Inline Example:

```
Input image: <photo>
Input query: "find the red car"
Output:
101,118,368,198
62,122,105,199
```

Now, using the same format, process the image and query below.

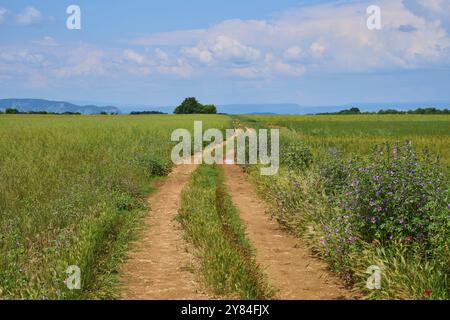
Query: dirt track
120,137,352,299
223,164,351,300
119,163,208,299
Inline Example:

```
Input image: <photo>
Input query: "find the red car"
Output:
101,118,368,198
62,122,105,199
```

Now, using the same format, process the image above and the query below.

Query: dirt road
120,131,351,299
119,163,208,299
223,164,351,300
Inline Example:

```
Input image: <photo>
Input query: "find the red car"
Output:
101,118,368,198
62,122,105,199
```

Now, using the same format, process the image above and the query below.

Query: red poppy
424,288,432,298
405,236,412,242
371,240,377,247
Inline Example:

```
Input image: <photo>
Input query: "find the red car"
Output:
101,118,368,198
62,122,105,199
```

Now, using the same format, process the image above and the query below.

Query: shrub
115,193,135,211
136,154,172,176
319,148,351,196
281,140,313,171
339,142,449,249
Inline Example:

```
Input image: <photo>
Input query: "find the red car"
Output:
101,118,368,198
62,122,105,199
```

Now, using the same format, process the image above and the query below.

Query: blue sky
1,0,450,108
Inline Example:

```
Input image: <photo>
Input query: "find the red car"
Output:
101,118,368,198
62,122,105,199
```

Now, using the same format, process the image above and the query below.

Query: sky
0,0,450,108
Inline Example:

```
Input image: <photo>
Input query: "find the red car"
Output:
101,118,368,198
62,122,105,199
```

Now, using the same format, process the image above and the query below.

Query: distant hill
2,99,449,115
0,99,121,114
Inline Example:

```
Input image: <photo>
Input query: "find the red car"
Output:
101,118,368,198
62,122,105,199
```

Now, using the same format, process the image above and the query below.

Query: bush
281,140,313,171
319,148,351,196
339,142,449,248
115,193,143,211
136,154,172,176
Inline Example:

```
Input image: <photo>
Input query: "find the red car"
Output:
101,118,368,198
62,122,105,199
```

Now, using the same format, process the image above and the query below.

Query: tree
174,97,200,114
198,104,217,114
5,108,19,114
173,97,217,114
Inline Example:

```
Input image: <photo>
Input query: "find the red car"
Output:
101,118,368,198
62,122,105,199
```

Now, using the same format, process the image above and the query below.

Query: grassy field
0,114,230,299
1,113,449,300
239,114,450,167
237,114,450,299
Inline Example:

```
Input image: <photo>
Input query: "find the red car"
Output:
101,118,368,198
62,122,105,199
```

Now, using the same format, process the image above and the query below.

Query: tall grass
0,114,230,299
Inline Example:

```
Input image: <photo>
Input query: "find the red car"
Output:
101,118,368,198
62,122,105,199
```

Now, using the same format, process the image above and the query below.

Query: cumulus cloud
284,46,304,61
0,50,47,65
2,0,450,83
183,36,260,65
54,47,105,77
123,49,146,65
14,6,43,26
129,0,450,78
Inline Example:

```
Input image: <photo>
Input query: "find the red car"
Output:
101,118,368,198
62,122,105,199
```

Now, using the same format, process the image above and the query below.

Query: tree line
318,107,450,115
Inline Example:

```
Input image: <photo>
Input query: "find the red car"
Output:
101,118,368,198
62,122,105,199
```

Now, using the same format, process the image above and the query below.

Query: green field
239,114,450,167
0,114,230,299
1,113,449,299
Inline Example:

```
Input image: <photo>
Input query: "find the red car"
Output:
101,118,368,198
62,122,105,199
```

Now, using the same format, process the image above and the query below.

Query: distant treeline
318,107,450,115
0,108,118,115
130,111,166,115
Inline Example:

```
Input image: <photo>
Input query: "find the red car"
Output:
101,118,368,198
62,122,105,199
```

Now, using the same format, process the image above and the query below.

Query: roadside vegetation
0,114,230,299
237,114,450,299
178,164,273,299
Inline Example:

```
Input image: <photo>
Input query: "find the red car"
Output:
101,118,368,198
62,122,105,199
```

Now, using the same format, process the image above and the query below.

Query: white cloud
309,42,325,58
0,50,47,65
183,44,213,64
183,36,260,65
123,49,146,65
14,6,43,26
284,46,304,61
54,48,105,77
210,36,260,62
155,48,170,63
157,58,193,77
2,0,450,83
129,0,450,77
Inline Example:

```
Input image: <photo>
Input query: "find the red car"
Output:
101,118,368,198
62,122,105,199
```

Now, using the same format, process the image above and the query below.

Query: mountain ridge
0,99,120,114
